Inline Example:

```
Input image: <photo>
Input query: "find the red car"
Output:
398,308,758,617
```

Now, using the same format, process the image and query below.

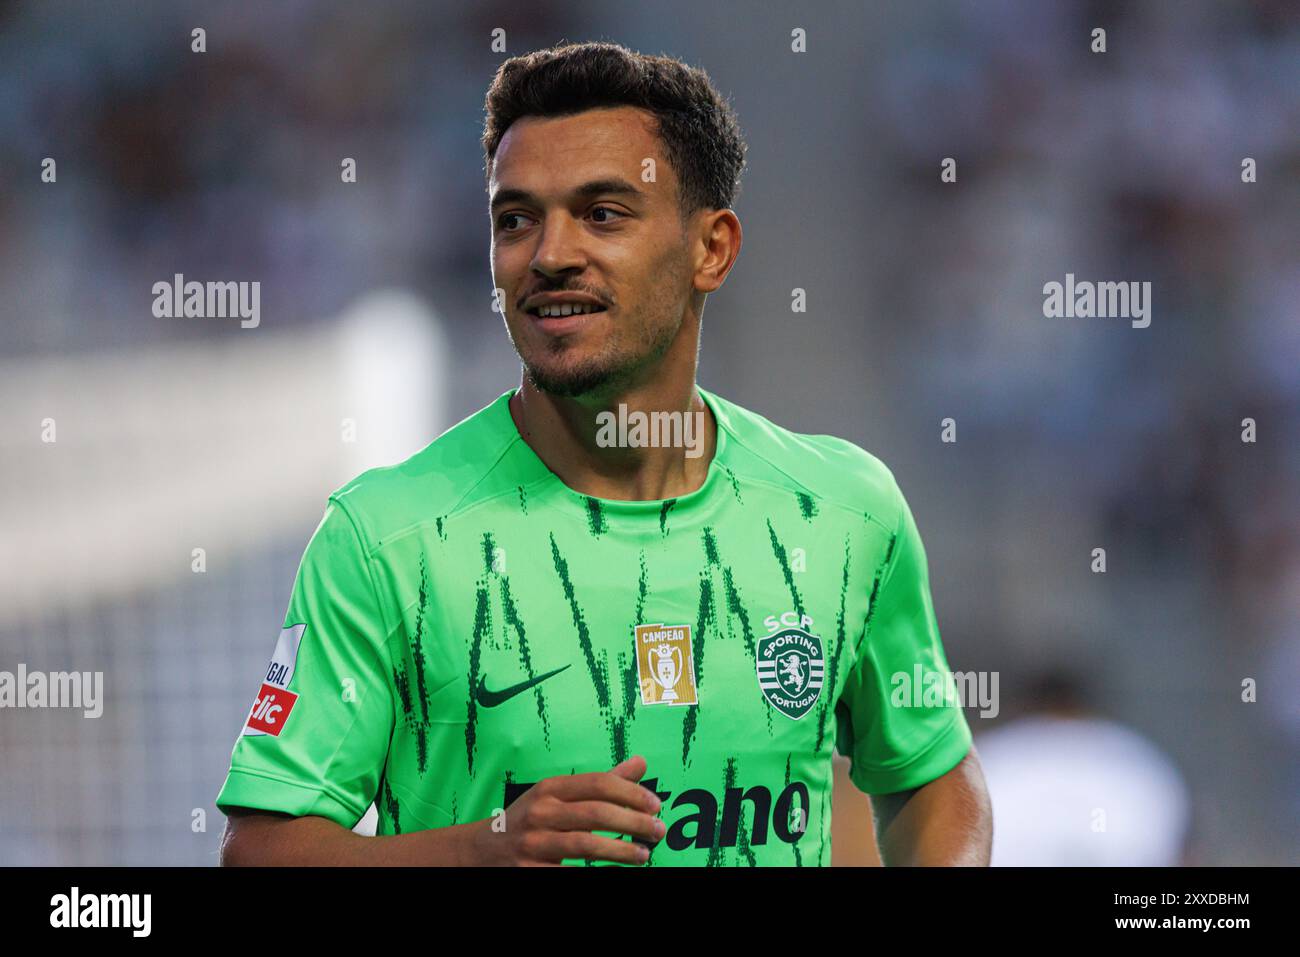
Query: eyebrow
489,177,645,213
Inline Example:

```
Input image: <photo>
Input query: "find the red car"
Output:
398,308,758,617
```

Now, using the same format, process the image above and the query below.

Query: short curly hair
482,41,748,219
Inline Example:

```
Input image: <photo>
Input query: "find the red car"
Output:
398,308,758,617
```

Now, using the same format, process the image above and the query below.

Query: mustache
516,286,611,309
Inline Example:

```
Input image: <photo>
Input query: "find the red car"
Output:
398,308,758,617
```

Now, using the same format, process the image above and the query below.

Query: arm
219,807,484,866
219,755,664,866
870,746,992,866
837,482,985,863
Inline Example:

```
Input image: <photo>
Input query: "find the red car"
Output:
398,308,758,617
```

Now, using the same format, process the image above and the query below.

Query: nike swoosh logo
475,664,571,708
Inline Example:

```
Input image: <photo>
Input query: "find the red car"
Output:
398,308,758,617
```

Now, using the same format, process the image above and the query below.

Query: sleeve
215,498,397,828
835,483,972,794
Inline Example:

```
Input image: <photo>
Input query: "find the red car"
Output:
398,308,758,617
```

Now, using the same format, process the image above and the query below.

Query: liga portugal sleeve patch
246,683,299,735
243,623,307,736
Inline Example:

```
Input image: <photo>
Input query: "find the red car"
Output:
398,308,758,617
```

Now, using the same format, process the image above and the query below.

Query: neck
509,371,717,501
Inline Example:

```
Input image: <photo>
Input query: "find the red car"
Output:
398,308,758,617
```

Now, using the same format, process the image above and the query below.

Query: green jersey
217,387,971,866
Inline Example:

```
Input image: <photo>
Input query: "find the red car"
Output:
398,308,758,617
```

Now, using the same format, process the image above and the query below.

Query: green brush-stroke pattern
550,533,608,709
681,570,714,768
785,753,803,867
854,528,898,658
658,499,676,536
796,491,818,520
383,777,401,834
584,496,606,537
767,518,805,618
815,534,853,753
500,574,552,747
465,582,489,775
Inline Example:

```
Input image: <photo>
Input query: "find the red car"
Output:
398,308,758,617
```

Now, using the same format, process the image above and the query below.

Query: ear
691,209,743,294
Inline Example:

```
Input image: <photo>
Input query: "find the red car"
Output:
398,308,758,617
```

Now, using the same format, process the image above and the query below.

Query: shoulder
704,387,904,529
326,391,521,549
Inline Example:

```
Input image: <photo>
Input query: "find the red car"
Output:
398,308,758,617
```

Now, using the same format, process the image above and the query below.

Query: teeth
536,303,602,317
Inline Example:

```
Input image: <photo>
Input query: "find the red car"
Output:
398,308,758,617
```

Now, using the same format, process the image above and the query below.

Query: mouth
525,302,608,319
525,301,609,334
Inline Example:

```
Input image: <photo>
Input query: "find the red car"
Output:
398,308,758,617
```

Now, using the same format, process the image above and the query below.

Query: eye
589,206,626,224
497,212,532,232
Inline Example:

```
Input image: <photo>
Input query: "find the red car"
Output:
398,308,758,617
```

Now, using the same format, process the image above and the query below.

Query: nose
530,214,587,279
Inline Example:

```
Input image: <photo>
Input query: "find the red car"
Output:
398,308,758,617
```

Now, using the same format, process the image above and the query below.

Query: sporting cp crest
756,626,825,719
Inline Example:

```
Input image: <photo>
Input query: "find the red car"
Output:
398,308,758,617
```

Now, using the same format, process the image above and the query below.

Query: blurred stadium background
0,0,1296,865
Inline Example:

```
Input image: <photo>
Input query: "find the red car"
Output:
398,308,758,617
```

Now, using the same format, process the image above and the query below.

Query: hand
466,755,665,866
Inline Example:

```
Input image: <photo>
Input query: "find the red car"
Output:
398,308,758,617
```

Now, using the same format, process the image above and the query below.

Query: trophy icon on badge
650,643,681,702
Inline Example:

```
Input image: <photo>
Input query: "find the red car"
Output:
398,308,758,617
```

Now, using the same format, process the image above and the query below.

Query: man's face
489,106,696,399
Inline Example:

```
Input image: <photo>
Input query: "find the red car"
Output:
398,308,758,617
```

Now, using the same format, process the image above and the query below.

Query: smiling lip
528,306,609,335
523,292,607,313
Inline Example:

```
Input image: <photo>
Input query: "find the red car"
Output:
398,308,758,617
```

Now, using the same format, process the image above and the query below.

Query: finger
548,771,661,813
609,754,647,781
544,800,664,844
537,831,648,866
